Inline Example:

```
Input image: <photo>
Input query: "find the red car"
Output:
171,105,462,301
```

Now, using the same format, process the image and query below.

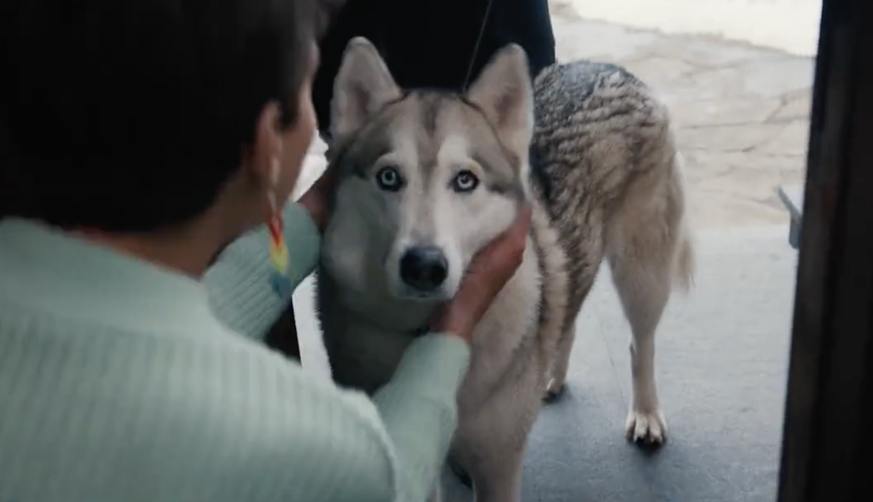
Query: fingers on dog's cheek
515,206,532,235
519,203,532,220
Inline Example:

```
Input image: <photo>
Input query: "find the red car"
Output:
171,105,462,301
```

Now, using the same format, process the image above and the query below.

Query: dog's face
321,38,534,303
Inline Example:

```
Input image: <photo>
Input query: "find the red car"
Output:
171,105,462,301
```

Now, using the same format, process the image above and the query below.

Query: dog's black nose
399,246,448,291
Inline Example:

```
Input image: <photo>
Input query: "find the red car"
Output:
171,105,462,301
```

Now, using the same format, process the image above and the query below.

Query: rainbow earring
267,156,292,298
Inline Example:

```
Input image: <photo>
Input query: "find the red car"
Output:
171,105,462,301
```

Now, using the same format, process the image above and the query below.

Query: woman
0,1,528,501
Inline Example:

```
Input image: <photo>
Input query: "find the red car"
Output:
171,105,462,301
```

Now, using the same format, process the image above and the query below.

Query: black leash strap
462,0,495,91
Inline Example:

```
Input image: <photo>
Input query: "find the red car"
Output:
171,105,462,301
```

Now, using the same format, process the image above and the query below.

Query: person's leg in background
312,0,557,143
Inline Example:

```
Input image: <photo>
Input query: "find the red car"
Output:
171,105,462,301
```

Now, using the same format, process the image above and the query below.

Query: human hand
432,204,533,343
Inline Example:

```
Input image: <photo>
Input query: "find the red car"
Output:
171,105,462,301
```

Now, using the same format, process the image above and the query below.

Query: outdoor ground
293,4,814,501
562,0,821,57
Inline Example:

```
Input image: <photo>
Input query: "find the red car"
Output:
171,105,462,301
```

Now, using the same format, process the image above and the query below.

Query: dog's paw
542,378,566,403
624,409,667,447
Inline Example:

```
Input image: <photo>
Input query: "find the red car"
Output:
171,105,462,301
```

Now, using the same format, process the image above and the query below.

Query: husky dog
317,37,694,501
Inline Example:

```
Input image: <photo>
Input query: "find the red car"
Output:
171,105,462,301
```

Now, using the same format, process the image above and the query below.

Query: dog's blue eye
375,166,403,192
451,170,479,193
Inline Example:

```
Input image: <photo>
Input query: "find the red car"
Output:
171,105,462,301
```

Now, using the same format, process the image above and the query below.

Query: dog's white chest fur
318,243,544,399
317,274,439,391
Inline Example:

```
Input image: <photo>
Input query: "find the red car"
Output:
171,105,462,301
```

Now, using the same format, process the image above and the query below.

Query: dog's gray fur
317,37,695,502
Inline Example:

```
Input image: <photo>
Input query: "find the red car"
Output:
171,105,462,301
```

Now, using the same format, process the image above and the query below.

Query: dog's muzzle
399,245,448,292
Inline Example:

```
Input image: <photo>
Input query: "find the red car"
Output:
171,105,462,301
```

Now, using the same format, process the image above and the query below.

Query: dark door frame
777,0,873,500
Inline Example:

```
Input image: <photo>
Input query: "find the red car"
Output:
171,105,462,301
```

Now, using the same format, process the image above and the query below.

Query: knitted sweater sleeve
205,202,472,502
204,201,320,340
369,335,470,502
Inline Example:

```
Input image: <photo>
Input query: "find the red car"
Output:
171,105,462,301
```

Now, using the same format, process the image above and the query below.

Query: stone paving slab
561,0,821,57
550,4,814,229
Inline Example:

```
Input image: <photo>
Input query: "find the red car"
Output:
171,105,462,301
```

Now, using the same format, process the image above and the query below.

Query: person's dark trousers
313,0,557,143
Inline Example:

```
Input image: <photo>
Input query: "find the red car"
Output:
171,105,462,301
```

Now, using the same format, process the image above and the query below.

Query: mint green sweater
0,204,470,502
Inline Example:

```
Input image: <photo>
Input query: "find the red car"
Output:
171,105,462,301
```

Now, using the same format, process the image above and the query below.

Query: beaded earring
267,156,292,298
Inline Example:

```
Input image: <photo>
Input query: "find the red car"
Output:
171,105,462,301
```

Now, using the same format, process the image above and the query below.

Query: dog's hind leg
605,155,694,447
544,279,595,402
544,327,576,401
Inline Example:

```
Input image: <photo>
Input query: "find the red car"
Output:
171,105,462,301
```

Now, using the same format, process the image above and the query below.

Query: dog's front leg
452,405,532,502
467,447,525,502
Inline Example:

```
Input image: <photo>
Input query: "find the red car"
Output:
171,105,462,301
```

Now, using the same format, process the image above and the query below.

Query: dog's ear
331,37,401,140
465,44,534,162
